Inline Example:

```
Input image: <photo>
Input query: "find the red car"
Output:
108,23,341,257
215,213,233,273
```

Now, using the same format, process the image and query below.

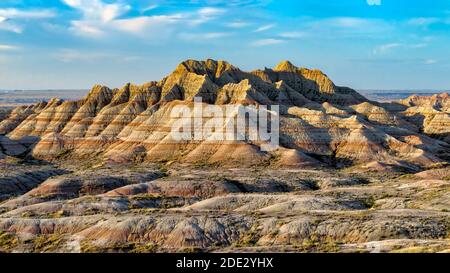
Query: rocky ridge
0,60,448,170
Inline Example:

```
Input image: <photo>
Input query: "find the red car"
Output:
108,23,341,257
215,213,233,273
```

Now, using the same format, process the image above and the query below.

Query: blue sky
0,0,449,90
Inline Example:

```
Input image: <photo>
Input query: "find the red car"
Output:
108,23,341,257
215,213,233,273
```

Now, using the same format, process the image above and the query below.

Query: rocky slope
0,108,12,122
395,93,450,143
0,164,449,253
0,60,448,170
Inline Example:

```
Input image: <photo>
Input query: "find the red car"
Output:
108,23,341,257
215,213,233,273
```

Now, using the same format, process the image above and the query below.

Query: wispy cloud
278,31,305,39
373,42,428,54
304,17,393,38
226,21,251,28
0,8,56,33
250,38,285,47
424,59,438,65
141,4,159,13
197,7,226,17
179,32,233,41
409,43,428,49
254,23,275,32
319,17,388,31
407,17,440,26
53,48,113,62
0,20,22,33
64,0,171,38
189,0,271,8
0,8,56,19
407,16,450,28
63,0,130,22
53,48,143,64
189,7,226,26
63,1,226,39
70,20,105,36
373,43,402,54
113,14,184,35
351,58,440,66
0,44,20,51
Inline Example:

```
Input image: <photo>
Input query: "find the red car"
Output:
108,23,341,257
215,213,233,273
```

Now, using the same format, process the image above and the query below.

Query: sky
0,0,450,90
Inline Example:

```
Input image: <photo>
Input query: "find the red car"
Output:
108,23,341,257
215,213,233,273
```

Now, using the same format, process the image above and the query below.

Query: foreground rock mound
0,166,449,253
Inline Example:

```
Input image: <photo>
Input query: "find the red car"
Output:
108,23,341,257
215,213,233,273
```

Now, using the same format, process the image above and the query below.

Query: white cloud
112,14,183,35
254,24,275,32
407,17,450,27
301,17,393,39
373,42,429,54
226,21,251,28
71,20,105,36
198,7,225,17
142,4,159,13
324,17,375,28
409,43,427,49
407,17,440,26
250,38,285,47
0,21,22,33
69,12,187,39
63,0,130,22
0,8,56,19
179,32,233,41
0,8,55,33
53,48,112,62
203,0,270,7
102,4,128,22
323,17,389,32
0,44,20,51
373,43,402,54
63,1,226,39
53,48,143,63
189,7,226,26
278,31,305,39
123,56,141,62
424,59,437,65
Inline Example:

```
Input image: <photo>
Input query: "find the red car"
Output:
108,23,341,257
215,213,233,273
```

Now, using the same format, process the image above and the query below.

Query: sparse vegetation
362,197,376,209
0,231,19,252
32,234,65,253
397,174,418,180
131,193,163,201
81,241,158,253
303,179,320,191
426,162,450,170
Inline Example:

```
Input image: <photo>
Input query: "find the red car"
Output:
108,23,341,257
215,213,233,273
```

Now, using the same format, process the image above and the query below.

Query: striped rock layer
0,59,449,168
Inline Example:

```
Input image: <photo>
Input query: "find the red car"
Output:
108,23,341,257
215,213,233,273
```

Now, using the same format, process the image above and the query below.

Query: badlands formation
0,60,449,253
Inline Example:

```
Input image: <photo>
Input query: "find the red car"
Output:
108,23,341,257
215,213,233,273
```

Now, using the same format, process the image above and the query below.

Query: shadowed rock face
0,108,12,122
0,164,68,202
0,59,448,170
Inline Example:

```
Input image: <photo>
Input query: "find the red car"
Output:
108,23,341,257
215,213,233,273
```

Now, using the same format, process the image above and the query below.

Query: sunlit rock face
1,59,448,169
396,93,450,142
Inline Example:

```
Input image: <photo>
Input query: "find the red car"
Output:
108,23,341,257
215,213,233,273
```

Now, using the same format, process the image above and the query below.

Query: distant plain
1,89,448,107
